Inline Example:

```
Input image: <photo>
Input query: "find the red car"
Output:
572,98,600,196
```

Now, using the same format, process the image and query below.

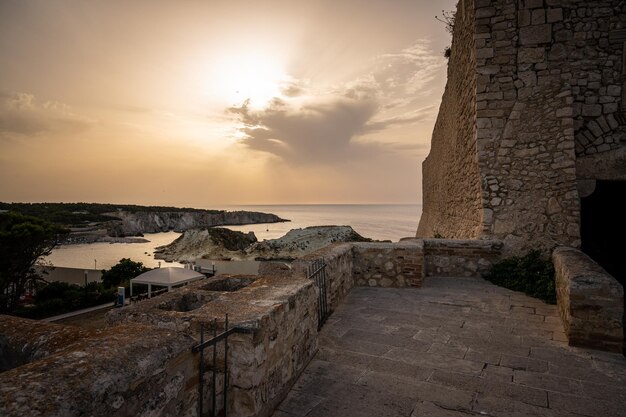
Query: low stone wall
352,241,423,287
552,247,624,353
0,315,89,372
292,243,354,312
227,279,318,417
1,274,319,417
422,239,503,278
0,318,197,417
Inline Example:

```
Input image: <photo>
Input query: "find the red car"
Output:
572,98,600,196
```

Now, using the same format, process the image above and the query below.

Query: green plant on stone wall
483,250,556,304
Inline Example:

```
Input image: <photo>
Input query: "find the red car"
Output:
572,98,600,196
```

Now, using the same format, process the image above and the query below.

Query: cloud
0,92,94,139
229,86,380,163
279,79,309,97
227,39,444,165
363,105,437,133
374,42,444,96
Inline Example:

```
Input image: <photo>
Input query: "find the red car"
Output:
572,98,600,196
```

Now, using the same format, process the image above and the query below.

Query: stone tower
418,0,626,259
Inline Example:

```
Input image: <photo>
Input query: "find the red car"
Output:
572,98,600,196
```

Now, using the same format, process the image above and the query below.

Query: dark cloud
0,92,94,139
229,87,380,163
227,40,442,166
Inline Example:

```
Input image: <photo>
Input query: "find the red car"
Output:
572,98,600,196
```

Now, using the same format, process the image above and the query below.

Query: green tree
0,212,67,312
101,258,149,289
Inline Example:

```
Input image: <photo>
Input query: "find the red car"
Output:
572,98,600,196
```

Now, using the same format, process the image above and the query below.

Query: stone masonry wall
417,0,485,239
0,319,198,417
552,246,623,352
473,0,625,253
228,281,318,417
293,243,355,312
423,238,503,277
418,0,625,254
352,241,424,287
1,275,319,417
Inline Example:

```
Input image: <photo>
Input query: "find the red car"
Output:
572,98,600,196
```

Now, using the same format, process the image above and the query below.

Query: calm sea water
45,204,422,269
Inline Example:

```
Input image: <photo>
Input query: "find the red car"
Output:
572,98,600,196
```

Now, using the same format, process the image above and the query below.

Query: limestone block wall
1,275,319,417
293,243,355,312
0,315,89,372
552,246,624,352
0,319,198,417
473,0,581,253
418,0,626,254
228,282,318,417
352,241,424,287
479,84,581,252
417,0,485,240
423,239,503,278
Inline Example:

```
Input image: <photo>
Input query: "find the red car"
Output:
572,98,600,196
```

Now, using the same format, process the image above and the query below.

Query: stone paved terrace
272,277,626,417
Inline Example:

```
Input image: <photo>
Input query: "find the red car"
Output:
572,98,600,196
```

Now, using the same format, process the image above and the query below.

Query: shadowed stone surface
273,277,626,417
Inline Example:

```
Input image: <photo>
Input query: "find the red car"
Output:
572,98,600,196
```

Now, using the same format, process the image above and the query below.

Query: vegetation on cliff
483,250,556,304
0,202,222,227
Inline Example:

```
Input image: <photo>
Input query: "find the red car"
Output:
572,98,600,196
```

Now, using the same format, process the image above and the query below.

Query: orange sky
0,0,455,205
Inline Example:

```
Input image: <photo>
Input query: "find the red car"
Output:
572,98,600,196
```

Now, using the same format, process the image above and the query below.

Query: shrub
483,250,556,304
13,281,116,319
101,258,149,289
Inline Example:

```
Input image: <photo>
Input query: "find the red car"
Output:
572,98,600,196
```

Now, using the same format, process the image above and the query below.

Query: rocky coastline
58,210,288,245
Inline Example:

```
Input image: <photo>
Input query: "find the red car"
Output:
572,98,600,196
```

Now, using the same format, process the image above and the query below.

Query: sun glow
209,51,287,108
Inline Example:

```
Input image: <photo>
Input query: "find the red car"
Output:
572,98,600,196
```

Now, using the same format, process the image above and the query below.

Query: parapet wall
423,239,503,278
1,275,319,417
552,246,624,352
293,243,355,311
0,318,197,417
0,239,508,417
352,241,424,287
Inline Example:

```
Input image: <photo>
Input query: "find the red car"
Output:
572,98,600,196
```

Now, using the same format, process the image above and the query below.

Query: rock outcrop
155,225,372,262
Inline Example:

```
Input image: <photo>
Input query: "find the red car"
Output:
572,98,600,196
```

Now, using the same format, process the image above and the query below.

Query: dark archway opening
581,180,626,353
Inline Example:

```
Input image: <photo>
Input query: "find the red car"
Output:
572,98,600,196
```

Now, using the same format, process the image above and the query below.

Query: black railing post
224,314,229,417
308,259,329,330
199,323,204,417
192,318,252,417
212,318,217,417
321,260,328,326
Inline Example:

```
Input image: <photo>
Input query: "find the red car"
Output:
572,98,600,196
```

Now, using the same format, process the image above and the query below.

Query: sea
45,204,422,270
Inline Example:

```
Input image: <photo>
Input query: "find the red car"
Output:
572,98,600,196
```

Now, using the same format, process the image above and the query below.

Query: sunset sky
0,0,455,206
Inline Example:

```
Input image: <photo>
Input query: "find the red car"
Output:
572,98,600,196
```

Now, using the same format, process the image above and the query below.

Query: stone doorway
580,180,626,352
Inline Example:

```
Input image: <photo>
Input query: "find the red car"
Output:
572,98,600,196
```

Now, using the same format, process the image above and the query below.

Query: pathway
273,277,626,417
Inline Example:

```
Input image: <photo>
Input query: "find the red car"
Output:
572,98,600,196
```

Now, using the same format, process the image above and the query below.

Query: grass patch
483,250,556,304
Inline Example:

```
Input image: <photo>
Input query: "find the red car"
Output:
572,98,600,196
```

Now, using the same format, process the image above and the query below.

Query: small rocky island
155,225,373,262
0,202,287,244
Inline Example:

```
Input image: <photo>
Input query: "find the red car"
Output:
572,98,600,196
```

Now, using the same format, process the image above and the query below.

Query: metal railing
192,315,252,417
307,259,329,330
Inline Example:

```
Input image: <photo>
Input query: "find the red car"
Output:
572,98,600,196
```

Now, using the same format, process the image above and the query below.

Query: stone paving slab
272,277,626,417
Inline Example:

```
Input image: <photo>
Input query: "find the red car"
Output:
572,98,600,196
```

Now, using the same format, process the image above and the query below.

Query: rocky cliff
105,210,287,236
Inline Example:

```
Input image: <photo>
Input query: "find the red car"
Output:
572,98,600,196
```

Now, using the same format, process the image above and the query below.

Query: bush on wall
483,250,556,304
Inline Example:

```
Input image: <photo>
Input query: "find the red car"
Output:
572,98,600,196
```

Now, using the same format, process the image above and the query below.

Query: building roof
131,267,205,287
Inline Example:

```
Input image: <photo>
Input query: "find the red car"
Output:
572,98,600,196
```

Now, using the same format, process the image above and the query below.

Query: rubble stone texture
553,246,624,352
417,0,626,254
